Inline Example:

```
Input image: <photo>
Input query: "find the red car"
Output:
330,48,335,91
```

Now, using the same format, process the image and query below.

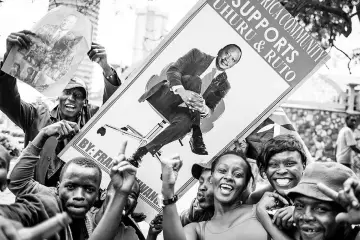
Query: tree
281,0,360,49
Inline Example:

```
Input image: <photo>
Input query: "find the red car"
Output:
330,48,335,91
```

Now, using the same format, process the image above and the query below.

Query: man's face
346,117,357,129
293,196,341,240
197,169,214,209
124,181,140,216
266,151,304,195
60,15,77,30
58,163,100,219
0,156,9,192
59,87,86,120
217,46,241,70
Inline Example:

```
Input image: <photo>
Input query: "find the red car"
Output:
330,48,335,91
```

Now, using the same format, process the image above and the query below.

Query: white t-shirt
336,126,357,164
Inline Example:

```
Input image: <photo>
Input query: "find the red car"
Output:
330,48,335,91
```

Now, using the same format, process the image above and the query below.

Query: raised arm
256,192,294,240
0,30,38,131
90,141,140,240
9,120,79,196
87,42,122,104
160,155,198,240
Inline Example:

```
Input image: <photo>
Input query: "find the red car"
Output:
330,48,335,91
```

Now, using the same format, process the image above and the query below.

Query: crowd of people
2,27,360,240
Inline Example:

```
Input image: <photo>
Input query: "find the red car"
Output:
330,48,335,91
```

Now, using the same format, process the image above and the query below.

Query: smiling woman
258,134,307,196
160,151,284,240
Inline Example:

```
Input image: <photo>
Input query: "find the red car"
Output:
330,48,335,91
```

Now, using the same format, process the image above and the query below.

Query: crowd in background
1,26,360,240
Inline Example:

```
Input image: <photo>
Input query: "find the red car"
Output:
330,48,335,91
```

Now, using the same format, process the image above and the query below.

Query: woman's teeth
275,179,291,186
220,184,233,194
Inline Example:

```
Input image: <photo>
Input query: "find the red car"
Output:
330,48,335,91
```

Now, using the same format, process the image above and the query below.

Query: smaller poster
1,6,92,97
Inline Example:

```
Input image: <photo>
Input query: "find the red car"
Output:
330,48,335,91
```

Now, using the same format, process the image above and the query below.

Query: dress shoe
128,146,148,168
189,136,208,155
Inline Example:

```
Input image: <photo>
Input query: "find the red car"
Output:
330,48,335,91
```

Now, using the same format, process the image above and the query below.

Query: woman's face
211,154,248,205
265,151,304,196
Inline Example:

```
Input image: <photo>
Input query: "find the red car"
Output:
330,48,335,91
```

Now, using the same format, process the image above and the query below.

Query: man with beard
0,31,122,186
131,44,242,167
180,161,214,226
5,121,138,240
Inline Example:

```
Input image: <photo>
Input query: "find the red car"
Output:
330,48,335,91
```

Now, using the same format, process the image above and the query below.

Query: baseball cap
285,161,356,202
65,77,88,99
191,161,212,180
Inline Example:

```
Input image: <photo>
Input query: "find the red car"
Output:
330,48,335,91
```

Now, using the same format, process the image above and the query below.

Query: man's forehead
295,195,332,206
200,169,211,178
62,164,100,184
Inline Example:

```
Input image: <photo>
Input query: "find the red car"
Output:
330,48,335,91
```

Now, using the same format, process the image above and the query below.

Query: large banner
59,0,329,222
1,6,92,97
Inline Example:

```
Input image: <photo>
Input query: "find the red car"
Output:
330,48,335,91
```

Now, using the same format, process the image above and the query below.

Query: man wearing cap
0,30,122,186
287,162,360,240
258,162,360,240
179,161,214,226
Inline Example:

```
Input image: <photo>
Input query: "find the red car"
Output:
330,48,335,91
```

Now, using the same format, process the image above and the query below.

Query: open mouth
65,104,76,112
274,178,292,187
300,226,321,238
219,183,234,195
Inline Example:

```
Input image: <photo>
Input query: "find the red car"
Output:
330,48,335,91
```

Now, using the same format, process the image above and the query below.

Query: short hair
59,157,102,182
345,114,355,123
211,151,254,186
218,44,242,59
257,134,307,177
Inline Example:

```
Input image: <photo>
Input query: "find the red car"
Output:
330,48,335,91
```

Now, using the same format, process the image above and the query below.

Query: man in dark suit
130,44,242,167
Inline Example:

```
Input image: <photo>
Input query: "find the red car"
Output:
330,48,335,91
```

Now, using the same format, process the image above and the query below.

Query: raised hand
148,214,163,237
272,206,295,230
160,154,183,187
318,179,360,224
41,120,80,140
87,43,111,72
110,141,137,194
5,30,35,60
256,191,290,225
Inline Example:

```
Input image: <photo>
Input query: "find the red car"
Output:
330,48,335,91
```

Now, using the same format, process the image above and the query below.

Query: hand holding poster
60,0,329,222
1,6,92,97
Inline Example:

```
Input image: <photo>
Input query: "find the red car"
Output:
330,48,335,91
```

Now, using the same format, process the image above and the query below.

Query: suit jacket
139,48,231,112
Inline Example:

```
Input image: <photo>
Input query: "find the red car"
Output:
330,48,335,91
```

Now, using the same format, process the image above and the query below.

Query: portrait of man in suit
130,44,242,167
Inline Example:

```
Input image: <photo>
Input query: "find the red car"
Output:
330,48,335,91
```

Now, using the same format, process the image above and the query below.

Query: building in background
132,1,168,65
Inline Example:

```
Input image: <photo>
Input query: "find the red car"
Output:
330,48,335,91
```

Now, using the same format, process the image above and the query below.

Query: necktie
201,67,217,95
